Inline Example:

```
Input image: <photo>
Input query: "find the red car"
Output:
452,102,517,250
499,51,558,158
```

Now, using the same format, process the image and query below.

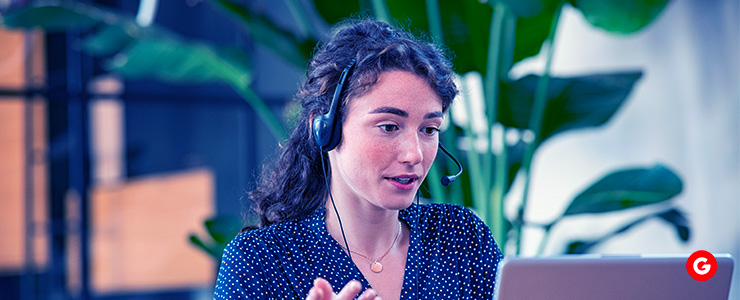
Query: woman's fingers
335,280,362,299
313,278,333,292
306,287,317,300
306,286,327,300
357,288,381,300
306,278,378,300
306,278,332,300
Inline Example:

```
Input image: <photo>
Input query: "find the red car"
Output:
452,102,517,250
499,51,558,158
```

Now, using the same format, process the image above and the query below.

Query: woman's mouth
385,176,418,190
392,178,413,184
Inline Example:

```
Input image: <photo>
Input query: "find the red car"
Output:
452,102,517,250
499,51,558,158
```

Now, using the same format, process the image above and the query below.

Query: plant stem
371,0,392,23
515,1,564,255
494,6,517,254
425,0,448,205
460,78,487,218
491,129,507,251
498,5,517,81
425,0,443,43
536,219,558,255
485,1,506,251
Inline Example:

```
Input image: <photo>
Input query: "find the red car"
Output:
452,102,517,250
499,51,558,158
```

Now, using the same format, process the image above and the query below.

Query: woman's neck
324,196,403,257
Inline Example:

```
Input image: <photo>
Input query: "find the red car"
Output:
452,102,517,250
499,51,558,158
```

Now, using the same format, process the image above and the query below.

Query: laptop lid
493,254,734,300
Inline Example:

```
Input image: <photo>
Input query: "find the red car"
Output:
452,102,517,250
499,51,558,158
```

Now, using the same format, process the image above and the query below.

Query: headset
311,59,464,184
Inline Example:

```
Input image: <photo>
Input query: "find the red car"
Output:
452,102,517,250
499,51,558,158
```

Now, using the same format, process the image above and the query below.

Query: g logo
687,250,717,281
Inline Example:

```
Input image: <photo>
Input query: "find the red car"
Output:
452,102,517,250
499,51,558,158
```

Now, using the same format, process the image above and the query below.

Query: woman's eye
379,124,399,132
423,127,440,135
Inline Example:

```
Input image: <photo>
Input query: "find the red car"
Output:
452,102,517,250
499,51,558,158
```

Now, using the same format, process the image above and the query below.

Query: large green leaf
312,0,363,25
81,23,136,56
205,216,244,245
564,215,648,253
313,0,494,75
565,240,597,254
657,208,690,242
2,3,103,30
498,71,642,145
564,206,688,254
384,0,429,34
440,0,495,74
209,0,315,68
190,215,244,261
563,164,683,216
498,0,547,18
482,0,561,64
189,235,222,260
3,2,254,86
2,2,288,139
107,34,253,87
384,0,495,75
511,0,560,64
569,0,670,34
311,0,557,73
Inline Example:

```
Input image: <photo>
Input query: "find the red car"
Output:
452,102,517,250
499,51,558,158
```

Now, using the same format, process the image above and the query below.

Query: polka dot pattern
214,203,503,299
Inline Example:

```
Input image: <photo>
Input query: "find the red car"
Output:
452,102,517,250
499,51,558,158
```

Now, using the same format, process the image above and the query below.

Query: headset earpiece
312,113,337,150
312,59,356,151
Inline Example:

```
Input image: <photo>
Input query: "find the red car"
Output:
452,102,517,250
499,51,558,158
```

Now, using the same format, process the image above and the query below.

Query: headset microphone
438,143,463,186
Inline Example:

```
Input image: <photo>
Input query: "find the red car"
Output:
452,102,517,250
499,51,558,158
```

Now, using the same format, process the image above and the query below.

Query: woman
214,19,503,300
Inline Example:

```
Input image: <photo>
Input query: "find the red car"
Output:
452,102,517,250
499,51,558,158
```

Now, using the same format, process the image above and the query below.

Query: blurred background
0,0,737,299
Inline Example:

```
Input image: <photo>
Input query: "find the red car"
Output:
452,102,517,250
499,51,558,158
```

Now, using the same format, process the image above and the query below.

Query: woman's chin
379,195,417,211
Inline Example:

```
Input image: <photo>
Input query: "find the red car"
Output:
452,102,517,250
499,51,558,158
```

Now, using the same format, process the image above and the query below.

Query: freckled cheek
353,139,392,170
421,144,438,173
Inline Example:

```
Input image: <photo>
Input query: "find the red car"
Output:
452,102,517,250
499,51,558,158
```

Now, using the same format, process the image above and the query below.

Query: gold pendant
370,261,383,273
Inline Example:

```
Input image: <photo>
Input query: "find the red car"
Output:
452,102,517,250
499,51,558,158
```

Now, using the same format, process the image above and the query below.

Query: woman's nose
399,133,423,165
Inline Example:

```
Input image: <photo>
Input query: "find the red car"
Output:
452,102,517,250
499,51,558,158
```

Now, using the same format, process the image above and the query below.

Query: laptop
493,254,734,300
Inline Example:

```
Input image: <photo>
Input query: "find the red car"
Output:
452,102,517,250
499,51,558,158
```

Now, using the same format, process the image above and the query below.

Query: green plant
189,216,244,261
2,1,288,140
309,0,686,255
2,0,688,258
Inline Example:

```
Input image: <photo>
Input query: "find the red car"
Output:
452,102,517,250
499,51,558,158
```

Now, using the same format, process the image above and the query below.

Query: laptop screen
493,254,734,300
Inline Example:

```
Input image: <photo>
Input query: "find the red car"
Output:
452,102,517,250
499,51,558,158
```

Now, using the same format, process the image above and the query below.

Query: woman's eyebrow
370,106,443,119
370,106,408,117
425,111,443,119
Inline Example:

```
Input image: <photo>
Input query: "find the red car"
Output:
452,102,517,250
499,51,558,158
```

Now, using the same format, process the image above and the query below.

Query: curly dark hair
249,19,459,227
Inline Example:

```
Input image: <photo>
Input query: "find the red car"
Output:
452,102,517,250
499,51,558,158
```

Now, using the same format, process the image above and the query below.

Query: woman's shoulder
403,203,491,236
224,214,314,254
227,225,272,247
414,202,484,224
216,217,318,299
222,225,273,258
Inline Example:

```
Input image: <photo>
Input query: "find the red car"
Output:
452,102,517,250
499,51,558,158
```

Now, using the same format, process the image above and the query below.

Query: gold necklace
340,221,402,273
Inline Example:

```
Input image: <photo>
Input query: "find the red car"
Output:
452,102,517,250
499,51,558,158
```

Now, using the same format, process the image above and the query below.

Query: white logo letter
693,257,710,275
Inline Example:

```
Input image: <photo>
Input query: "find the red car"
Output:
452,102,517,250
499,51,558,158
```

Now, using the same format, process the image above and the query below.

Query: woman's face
328,70,443,211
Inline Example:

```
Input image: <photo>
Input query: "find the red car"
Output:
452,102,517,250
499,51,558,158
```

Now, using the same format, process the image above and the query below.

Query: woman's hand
306,278,381,300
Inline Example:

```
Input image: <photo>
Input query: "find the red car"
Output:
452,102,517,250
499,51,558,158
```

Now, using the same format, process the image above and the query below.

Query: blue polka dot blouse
214,203,503,299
